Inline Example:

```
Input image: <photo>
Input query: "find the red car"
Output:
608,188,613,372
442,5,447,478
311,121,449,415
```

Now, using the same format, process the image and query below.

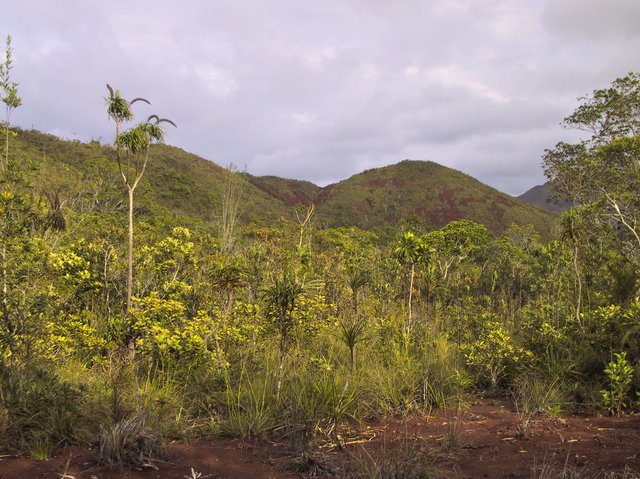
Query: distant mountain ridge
14,129,557,239
518,183,572,212
248,160,556,238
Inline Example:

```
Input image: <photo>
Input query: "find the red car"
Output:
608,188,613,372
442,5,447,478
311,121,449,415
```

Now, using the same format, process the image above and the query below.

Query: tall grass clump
98,410,162,469
0,363,86,456
280,360,360,452
220,353,280,439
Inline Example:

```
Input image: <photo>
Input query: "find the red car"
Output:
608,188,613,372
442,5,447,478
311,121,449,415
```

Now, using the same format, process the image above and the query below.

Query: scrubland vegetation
1,36,640,476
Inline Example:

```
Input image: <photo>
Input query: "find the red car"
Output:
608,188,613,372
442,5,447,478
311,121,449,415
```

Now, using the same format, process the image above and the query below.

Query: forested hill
316,161,555,236
15,128,556,238
248,161,556,237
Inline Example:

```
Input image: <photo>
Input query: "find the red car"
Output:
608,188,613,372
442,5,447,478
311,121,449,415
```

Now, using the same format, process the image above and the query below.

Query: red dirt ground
1,400,639,478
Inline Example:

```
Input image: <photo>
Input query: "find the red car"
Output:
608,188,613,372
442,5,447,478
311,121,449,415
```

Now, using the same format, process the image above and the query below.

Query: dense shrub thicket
1,41,640,463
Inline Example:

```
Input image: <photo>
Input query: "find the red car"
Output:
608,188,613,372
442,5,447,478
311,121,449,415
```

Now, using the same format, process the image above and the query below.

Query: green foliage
564,72,640,142
0,36,21,112
131,294,212,363
0,365,85,452
1,34,22,170
3,58,640,466
463,319,531,389
544,73,640,269
220,357,279,438
394,231,430,266
600,352,635,415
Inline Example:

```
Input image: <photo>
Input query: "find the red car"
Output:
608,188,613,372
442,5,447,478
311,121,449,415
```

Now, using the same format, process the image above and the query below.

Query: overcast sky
5,0,640,195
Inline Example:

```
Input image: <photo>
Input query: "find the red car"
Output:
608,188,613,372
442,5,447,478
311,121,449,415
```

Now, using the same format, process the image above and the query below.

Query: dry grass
98,412,162,469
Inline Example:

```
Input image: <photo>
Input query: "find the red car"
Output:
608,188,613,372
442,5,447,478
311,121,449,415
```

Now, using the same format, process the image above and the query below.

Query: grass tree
338,266,370,371
338,317,367,372
394,231,430,345
0,34,21,171
263,271,306,397
346,266,369,317
206,258,246,367
106,85,176,318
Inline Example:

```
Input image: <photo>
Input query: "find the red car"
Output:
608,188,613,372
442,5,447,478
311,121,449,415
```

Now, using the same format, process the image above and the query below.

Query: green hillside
12,129,556,239
245,174,322,206
13,128,296,229
313,160,556,237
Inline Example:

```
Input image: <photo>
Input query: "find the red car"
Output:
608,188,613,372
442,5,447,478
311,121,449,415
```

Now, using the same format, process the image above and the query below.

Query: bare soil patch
1,400,638,478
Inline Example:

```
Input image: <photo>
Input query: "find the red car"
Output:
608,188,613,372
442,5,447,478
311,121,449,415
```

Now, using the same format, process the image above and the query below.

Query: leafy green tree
423,220,490,283
0,190,38,361
544,73,640,265
563,72,640,143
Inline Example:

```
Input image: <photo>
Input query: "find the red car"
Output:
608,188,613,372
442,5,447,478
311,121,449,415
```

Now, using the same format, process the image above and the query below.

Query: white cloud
194,64,238,97
411,65,510,104
291,113,315,125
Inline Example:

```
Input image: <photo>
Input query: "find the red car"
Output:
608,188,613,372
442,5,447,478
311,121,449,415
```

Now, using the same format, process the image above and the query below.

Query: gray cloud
543,0,640,40
5,0,640,196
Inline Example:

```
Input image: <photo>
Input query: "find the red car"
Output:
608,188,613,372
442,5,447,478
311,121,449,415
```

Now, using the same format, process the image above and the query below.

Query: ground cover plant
0,39,639,477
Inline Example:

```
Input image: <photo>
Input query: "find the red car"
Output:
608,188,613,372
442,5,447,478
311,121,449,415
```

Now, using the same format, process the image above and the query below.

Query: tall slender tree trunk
126,187,134,315
103,246,112,316
1,242,15,361
1,242,7,324
407,263,415,338
3,113,8,170
573,243,583,331
277,334,286,400
213,289,234,369
350,345,355,372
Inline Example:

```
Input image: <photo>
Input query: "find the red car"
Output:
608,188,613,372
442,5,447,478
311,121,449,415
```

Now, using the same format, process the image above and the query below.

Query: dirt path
1,401,638,478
